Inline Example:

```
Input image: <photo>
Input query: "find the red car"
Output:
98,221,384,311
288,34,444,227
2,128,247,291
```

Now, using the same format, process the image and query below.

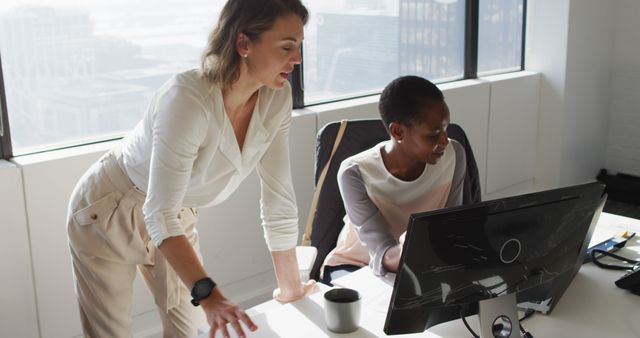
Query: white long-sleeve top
121,69,298,250
323,140,465,276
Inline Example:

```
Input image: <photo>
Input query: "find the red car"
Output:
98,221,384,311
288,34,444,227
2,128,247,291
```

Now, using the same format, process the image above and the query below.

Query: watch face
194,283,209,297
193,278,215,300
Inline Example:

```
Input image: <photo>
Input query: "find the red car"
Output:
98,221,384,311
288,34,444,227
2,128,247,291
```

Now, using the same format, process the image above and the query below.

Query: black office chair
305,118,481,282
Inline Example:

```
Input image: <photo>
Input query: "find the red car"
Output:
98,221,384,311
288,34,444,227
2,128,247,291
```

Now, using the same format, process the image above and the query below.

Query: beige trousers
67,147,207,338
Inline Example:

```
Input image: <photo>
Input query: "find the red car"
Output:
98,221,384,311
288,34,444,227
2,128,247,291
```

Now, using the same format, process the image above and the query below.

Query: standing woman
66,0,314,337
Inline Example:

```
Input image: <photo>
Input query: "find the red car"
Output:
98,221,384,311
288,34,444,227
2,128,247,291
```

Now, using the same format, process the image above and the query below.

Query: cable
461,315,479,338
519,309,535,337
593,249,639,265
519,308,535,322
459,305,479,338
519,320,527,334
591,249,639,271
457,304,537,338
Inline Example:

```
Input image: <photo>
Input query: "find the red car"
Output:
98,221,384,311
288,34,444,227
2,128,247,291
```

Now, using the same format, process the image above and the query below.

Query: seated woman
321,75,466,285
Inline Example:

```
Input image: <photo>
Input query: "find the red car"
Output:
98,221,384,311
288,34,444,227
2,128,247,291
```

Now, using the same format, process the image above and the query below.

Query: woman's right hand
382,243,402,272
382,232,407,273
201,287,257,338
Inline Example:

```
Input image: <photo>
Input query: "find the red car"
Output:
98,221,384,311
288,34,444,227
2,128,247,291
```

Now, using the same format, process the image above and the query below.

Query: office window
302,0,465,105
0,0,528,157
0,1,223,155
477,0,524,75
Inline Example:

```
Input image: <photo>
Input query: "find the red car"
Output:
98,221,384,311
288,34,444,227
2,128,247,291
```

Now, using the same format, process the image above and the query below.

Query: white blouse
121,69,298,250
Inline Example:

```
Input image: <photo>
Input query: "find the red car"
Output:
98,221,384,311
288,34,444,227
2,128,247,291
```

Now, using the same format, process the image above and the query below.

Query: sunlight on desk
210,285,443,338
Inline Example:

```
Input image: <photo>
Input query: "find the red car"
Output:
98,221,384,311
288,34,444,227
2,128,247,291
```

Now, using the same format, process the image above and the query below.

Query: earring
397,140,403,144
242,54,248,58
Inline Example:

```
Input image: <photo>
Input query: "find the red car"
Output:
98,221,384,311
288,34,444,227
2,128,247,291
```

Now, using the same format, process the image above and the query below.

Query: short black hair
378,75,444,131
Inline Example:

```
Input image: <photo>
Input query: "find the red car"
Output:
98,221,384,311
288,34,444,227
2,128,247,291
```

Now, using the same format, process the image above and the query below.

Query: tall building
0,6,96,83
477,0,524,73
313,12,398,98
0,6,157,150
398,0,465,80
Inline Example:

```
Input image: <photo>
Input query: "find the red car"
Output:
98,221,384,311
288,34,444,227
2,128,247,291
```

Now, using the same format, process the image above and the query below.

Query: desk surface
204,212,640,337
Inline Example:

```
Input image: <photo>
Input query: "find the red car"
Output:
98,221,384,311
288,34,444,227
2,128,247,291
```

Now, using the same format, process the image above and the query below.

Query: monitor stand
478,293,520,338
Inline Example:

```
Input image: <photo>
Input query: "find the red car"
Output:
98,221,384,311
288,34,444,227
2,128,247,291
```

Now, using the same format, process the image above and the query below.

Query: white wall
562,0,616,185
525,0,570,190
483,72,540,199
606,0,640,176
0,160,38,338
527,0,617,190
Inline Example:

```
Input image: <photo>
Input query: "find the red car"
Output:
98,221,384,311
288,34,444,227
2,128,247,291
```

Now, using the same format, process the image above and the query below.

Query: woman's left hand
273,279,317,303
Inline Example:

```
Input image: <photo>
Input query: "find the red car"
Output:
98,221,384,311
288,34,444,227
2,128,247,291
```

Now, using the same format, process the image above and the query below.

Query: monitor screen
383,182,606,335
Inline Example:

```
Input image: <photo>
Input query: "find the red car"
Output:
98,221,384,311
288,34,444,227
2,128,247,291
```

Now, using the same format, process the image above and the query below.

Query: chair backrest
446,123,482,204
307,118,481,281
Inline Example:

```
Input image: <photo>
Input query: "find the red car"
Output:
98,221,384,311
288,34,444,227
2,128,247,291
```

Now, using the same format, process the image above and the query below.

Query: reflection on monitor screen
384,182,606,336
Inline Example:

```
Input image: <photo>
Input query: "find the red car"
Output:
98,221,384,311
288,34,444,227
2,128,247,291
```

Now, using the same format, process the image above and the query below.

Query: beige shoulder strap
301,119,348,246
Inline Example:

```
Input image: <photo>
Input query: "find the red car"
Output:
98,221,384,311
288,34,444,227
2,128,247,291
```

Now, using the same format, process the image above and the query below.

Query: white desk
203,212,640,337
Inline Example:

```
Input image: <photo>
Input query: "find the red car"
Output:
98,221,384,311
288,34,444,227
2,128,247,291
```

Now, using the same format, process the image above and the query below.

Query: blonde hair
199,0,308,89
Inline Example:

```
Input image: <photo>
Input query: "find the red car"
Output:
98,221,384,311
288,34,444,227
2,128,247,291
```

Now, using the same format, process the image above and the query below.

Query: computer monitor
383,182,606,336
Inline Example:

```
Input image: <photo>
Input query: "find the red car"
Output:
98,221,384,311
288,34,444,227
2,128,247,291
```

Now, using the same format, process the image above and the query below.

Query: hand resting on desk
274,280,318,303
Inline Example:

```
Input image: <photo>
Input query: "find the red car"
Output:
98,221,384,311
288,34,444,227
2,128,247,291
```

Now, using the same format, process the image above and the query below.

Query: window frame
0,52,12,160
521,0,528,71
464,0,480,79
0,0,527,158
291,48,305,109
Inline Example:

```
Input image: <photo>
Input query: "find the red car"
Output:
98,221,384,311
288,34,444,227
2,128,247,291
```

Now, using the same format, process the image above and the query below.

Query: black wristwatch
190,277,216,307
